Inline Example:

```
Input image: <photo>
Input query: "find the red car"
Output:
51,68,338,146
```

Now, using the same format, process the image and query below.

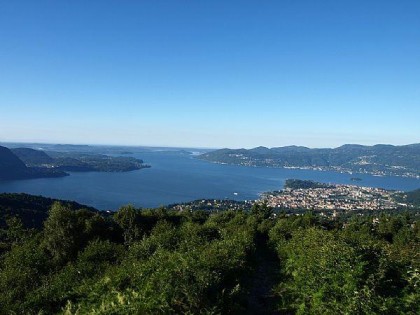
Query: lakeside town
261,181,407,211
169,180,418,213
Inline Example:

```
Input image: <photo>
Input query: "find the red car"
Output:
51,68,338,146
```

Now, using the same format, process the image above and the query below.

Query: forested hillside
0,146,67,180
0,193,98,229
11,147,150,172
199,143,420,178
0,146,150,180
11,148,54,166
0,146,28,179
0,197,418,314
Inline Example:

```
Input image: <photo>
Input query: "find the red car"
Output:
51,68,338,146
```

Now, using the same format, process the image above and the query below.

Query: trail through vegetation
0,198,418,314
246,236,281,314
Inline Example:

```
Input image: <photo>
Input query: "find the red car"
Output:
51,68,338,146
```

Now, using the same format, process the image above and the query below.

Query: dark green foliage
0,196,418,314
405,189,420,206
284,179,332,189
251,202,273,220
114,205,142,245
269,213,420,314
0,235,51,314
395,189,420,207
4,216,27,243
0,193,99,229
43,203,113,264
47,151,150,172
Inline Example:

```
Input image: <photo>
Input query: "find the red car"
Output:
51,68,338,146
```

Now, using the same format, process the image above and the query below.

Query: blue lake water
0,149,419,210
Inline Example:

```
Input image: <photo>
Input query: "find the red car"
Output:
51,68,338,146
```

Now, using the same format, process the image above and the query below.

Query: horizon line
1,139,419,151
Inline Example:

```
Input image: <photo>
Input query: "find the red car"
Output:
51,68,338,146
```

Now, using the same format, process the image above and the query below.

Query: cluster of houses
263,185,404,211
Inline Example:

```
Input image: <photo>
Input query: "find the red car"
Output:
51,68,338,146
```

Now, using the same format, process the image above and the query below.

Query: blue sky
0,0,419,148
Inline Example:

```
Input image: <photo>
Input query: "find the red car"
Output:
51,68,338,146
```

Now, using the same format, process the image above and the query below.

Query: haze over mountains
199,143,420,178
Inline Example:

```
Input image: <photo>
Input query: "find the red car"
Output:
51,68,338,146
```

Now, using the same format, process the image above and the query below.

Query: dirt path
245,239,281,314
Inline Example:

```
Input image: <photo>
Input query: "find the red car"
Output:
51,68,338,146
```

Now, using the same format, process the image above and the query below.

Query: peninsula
0,146,150,180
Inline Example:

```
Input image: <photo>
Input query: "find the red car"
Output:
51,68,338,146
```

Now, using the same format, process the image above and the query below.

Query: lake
0,149,419,210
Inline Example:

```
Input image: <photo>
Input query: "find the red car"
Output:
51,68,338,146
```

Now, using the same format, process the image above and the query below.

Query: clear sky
0,0,419,148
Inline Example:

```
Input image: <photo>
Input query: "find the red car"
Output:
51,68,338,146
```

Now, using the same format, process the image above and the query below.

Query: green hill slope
0,146,67,180
0,193,99,229
0,146,31,179
12,148,54,166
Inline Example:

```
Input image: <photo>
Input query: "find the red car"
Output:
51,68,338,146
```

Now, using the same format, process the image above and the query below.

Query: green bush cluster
0,201,418,314
269,213,420,314
0,204,257,314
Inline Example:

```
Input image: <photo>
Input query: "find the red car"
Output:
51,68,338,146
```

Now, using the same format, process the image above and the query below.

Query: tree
114,205,141,245
251,202,273,220
5,216,28,244
43,202,83,263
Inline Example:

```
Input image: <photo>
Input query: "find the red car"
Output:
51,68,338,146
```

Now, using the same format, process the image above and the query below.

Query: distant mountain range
0,146,150,180
199,143,420,178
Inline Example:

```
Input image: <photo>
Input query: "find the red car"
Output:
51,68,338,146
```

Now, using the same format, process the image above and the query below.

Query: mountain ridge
2,145,150,179
199,143,420,178
0,146,67,180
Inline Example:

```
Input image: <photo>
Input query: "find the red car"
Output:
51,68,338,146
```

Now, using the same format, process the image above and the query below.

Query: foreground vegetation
0,198,419,314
